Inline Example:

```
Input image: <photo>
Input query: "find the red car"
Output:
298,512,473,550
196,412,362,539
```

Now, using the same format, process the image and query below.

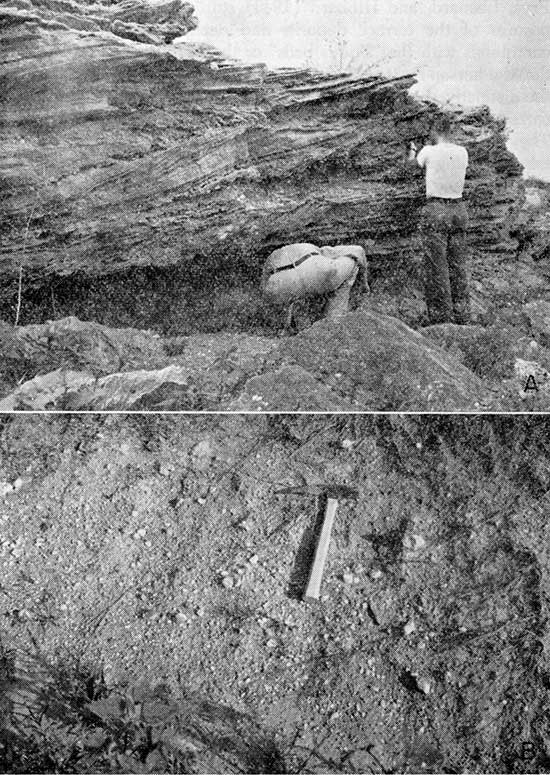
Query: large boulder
0,316,168,375
239,309,496,411
0,368,95,411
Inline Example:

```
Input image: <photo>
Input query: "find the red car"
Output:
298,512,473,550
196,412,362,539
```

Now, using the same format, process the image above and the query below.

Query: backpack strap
269,251,320,275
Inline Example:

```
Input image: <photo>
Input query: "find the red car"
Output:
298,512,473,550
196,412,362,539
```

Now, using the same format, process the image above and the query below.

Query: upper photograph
1,0,549,411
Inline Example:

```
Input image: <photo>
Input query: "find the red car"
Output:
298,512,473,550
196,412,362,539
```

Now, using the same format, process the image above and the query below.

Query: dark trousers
420,199,470,324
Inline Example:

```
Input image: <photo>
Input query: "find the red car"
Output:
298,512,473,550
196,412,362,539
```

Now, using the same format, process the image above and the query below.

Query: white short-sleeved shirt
417,142,468,199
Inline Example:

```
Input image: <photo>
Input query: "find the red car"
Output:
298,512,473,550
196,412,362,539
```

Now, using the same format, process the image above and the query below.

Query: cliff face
1,0,524,300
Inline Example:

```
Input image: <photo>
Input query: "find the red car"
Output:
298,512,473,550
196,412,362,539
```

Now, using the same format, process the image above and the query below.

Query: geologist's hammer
296,484,358,603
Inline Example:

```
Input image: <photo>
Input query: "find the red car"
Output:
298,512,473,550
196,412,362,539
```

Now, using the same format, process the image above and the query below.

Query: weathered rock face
1,0,524,307
1,315,167,373
251,310,495,412
0,310,501,410
1,0,198,44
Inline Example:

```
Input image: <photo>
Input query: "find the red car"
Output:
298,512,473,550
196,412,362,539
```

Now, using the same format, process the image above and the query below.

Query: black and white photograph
2,0,550,410
0,414,549,773
2,2,550,774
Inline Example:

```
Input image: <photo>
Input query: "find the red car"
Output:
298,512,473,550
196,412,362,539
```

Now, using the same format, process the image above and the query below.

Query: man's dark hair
432,114,454,137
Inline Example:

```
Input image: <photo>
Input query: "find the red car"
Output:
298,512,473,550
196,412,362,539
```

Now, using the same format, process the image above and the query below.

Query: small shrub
0,652,284,774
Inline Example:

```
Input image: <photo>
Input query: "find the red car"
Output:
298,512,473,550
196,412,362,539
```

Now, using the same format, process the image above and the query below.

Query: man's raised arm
406,140,420,166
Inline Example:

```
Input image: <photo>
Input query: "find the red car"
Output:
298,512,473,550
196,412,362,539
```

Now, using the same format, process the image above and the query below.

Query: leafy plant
0,652,284,774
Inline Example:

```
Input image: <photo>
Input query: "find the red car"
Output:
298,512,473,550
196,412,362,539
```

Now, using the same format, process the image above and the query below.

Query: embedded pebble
417,677,432,695
404,534,426,552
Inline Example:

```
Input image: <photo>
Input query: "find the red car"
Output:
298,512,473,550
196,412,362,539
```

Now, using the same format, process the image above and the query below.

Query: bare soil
1,415,549,772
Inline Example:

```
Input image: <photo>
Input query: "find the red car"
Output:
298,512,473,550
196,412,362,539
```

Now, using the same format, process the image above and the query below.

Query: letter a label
524,375,539,393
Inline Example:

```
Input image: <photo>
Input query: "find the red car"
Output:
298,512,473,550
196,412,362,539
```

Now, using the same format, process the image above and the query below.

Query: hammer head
323,484,359,500
275,483,359,500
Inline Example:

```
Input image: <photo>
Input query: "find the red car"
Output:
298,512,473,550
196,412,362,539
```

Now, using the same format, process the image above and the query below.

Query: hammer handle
304,497,338,602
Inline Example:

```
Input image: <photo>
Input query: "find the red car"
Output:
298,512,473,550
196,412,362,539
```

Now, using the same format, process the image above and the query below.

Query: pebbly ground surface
0,415,549,773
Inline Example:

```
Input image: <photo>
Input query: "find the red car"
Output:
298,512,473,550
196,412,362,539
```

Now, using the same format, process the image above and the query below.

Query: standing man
408,114,471,324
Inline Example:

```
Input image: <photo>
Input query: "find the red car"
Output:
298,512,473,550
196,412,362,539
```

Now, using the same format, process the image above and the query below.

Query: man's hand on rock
406,141,419,164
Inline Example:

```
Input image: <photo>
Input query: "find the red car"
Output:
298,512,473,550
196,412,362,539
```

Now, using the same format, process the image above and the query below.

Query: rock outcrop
1,0,198,44
1,315,167,373
1,0,524,307
0,311,501,410
246,310,495,412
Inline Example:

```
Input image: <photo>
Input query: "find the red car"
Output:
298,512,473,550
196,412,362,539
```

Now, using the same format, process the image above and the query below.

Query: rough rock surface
522,300,550,347
0,364,196,411
1,315,167,373
228,365,356,412
0,367,96,411
263,310,494,411
421,323,543,379
0,310,499,410
1,0,524,304
1,0,198,44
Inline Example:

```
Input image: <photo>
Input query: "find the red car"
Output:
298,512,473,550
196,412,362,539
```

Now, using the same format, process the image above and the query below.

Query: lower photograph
0,414,549,774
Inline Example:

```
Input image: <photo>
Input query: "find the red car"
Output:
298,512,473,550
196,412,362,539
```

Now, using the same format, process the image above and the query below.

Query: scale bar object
303,497,338,602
